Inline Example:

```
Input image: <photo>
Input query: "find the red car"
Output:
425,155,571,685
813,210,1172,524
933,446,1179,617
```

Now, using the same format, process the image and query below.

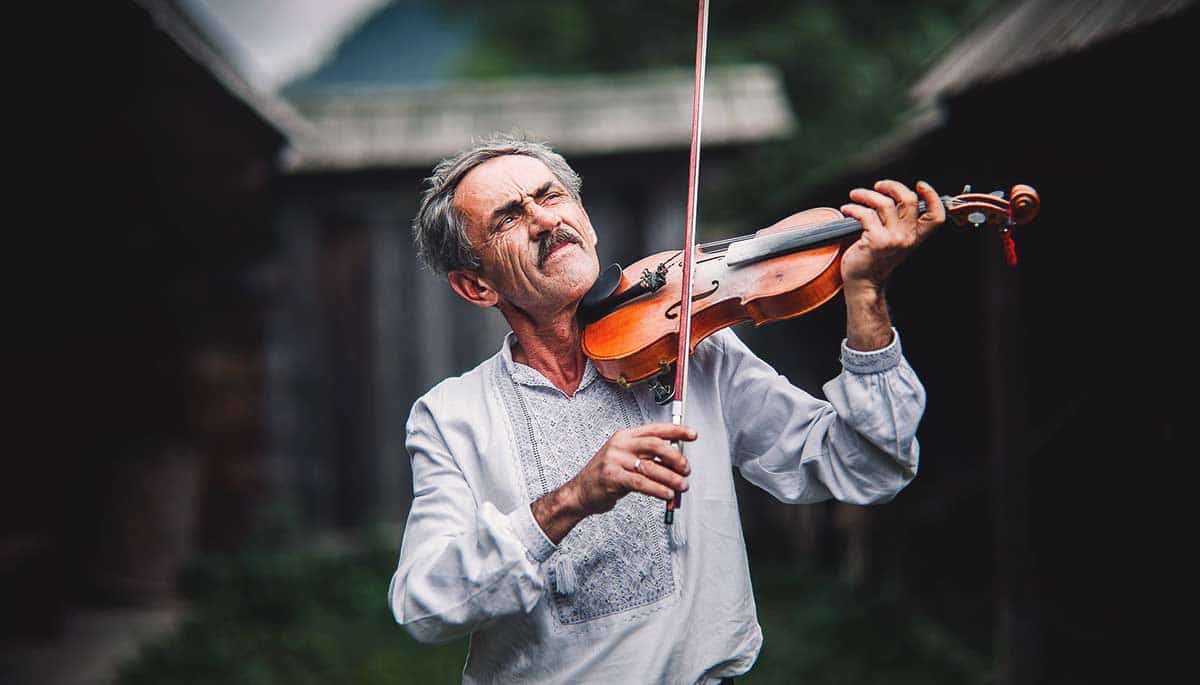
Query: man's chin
541,245,596,277
542,260,599,304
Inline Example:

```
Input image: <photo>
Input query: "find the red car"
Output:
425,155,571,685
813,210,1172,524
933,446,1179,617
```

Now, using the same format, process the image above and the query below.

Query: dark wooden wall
745,7,1199,683
4,1,284,640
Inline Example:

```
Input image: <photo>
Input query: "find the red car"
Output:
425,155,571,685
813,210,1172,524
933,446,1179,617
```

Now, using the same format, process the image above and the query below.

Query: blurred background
4,0,1197,683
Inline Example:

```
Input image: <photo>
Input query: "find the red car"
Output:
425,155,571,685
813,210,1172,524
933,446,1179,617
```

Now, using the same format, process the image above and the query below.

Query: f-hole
665,280,720,320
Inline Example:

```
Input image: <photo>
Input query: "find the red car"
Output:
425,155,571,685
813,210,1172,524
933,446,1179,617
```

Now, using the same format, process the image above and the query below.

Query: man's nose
527,201,561,236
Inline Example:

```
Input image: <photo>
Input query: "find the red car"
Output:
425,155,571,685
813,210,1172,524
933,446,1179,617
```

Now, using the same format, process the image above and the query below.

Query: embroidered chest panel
494,363,675,625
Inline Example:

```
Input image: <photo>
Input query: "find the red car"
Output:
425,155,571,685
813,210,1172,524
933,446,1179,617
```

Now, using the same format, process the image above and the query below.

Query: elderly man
388,133,943,683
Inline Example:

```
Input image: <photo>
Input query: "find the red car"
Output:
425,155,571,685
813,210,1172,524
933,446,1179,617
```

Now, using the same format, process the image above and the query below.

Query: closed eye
487,182,568,233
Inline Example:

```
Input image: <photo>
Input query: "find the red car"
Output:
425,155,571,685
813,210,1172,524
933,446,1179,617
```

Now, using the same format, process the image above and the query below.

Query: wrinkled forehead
454,155,561,219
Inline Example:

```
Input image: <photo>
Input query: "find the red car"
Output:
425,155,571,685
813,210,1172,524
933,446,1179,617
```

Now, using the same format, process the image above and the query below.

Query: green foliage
744,563,991,684
116,540,467,685
442,0,992,221
116,540,987,684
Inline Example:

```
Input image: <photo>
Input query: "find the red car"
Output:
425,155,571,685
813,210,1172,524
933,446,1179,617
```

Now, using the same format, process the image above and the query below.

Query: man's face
452,155,600,316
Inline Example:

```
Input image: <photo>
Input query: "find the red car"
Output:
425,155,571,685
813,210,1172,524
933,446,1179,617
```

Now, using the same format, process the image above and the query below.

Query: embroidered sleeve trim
507,503,558,563
840,327,903,374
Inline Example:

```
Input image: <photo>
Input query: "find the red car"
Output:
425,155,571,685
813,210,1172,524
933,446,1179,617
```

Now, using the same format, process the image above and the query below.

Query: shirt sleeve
714,327,926,505
387,395,554,645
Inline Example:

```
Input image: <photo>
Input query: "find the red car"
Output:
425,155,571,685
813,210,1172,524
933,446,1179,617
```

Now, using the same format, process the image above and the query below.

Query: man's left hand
839,179,945,290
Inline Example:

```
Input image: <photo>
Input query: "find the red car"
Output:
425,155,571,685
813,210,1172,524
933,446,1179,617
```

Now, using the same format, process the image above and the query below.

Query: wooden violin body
580,185,1039,388
582,208,850,385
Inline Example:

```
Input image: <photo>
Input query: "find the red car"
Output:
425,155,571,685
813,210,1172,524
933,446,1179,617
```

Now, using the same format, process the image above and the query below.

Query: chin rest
577,263,624,324
577,262,670,326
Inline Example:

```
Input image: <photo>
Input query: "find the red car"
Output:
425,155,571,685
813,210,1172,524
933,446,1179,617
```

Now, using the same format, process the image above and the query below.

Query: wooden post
264,201,332,532
368,196,410,524
981,231,1041,684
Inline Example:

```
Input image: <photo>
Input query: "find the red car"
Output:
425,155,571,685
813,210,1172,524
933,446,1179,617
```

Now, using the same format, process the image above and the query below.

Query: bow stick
666,0,710,526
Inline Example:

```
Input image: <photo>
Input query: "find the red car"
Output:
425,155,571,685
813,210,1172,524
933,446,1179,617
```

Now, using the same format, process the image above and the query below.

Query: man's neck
504,306,587,396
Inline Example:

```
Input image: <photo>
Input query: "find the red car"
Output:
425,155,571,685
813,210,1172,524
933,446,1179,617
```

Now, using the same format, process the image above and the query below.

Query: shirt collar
499,331,601,394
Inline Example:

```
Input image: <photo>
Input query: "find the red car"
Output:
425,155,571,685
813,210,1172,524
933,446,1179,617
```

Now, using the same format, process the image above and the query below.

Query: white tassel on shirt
668,518,687,549
554,557,577,595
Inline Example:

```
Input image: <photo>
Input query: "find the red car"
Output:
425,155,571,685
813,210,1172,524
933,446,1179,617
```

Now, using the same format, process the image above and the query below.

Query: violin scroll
941,184,1040,229
1009,184,1039,225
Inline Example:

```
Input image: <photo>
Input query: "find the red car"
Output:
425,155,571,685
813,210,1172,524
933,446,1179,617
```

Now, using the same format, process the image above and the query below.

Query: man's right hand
531,423,695,544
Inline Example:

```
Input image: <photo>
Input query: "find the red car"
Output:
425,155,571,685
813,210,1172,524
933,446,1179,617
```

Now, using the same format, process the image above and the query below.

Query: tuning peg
962,184,972,193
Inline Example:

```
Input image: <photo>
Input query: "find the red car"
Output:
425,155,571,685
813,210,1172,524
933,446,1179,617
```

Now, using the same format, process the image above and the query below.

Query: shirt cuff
840,327,903,374
507,503,558,563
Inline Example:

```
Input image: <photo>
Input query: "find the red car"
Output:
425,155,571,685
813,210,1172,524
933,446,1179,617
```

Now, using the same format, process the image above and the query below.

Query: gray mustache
537,229,581,268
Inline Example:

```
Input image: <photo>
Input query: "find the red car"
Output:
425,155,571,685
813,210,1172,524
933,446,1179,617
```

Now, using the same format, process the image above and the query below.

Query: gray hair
412,132,583,274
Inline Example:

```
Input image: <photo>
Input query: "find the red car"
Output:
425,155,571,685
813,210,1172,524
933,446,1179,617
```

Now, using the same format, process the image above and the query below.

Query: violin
578,184,1040,401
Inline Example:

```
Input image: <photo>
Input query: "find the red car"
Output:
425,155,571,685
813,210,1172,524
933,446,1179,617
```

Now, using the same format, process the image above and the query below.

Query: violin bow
666,0,710,528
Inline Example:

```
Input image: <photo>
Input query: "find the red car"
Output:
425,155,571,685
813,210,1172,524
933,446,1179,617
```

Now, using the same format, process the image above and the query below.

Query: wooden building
743,1,1198,682
3,0,299,651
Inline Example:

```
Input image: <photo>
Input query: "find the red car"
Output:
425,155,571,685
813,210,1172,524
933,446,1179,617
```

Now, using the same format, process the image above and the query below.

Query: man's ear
447,269,500,308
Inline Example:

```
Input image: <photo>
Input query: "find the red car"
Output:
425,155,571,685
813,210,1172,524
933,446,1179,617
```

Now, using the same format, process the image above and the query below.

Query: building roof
281,64,795,172
911,0,1195,102
280,0,474,94
840,0,1194,174
137,0,315,142
177,0,390,93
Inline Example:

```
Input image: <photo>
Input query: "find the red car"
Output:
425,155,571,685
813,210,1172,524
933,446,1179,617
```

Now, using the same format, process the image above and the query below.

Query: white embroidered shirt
388,327,925,684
